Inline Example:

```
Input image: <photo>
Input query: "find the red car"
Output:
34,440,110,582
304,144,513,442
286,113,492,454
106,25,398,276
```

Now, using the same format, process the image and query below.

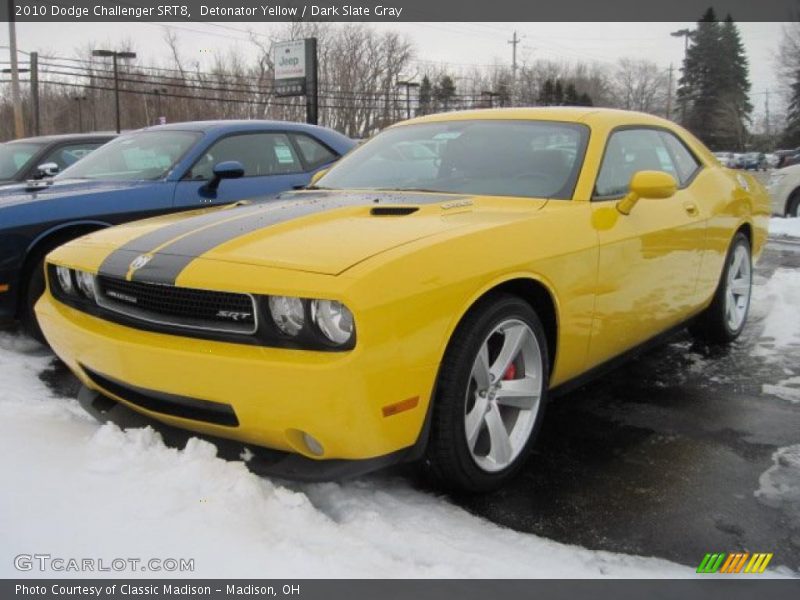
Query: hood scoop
370,206,419,216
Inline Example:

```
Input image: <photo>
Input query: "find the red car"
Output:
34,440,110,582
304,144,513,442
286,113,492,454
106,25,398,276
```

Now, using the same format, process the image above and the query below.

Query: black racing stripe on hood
98,203,267,279
128,191,461,285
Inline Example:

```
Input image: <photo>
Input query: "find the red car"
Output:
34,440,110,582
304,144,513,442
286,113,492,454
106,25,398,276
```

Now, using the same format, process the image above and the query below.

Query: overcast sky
1,21,789,119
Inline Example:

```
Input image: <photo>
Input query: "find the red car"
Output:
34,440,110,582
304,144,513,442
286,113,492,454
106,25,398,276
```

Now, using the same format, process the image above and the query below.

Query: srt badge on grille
129,254,152,271
216,310,252,322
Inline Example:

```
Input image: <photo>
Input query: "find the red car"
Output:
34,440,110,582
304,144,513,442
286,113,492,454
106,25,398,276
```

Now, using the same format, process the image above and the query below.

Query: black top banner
1,0,799,22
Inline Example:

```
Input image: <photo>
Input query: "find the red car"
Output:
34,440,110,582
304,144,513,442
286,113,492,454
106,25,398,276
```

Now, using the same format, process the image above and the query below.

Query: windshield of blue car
0,142,44,179
56,131,200,181
315,120,590,200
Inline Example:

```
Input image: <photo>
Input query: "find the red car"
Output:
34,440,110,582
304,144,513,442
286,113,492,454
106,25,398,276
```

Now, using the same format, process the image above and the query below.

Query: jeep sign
273,40,306,80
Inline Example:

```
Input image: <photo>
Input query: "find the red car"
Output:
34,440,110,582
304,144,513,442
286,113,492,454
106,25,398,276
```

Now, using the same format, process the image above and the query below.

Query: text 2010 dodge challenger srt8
37,108,770,491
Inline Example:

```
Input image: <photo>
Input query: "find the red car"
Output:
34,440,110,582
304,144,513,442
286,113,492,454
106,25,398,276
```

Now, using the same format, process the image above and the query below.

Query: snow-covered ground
0,333,691,579
770,216,800,239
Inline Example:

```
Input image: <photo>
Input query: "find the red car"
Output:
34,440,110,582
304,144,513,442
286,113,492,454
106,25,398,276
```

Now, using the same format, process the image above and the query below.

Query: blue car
0,120,355,340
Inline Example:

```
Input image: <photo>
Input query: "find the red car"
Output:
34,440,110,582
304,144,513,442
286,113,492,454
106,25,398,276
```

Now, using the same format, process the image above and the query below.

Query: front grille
96,276,257,335
83,365,239,427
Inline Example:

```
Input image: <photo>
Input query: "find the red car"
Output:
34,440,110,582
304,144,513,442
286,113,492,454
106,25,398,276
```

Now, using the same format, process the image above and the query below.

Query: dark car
0,120,355,340
0,133,116,185
742,152,767,171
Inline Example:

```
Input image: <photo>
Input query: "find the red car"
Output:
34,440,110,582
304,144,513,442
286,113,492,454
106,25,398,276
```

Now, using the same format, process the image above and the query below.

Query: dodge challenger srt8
37,108,770,491
0,120,354,341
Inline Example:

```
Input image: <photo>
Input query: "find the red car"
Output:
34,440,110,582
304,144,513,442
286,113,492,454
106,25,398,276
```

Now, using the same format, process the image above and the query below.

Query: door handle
683,202,699,217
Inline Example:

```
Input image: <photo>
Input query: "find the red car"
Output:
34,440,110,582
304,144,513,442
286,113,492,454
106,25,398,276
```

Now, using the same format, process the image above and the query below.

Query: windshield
57,131,200,181
317,120,589,199
0,142,44,179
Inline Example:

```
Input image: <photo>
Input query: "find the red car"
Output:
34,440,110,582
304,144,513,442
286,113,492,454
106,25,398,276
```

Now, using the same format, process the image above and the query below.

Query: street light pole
92,49,137,133
670,28,694,124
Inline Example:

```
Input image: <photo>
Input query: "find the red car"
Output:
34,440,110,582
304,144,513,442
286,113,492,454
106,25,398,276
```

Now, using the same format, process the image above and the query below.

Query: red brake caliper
503,362,517,380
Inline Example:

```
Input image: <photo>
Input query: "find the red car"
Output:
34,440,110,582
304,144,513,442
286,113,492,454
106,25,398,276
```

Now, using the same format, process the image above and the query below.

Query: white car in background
767,165,800,217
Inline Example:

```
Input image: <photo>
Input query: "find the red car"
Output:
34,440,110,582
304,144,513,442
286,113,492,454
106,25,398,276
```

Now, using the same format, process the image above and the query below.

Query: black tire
423,294,549,493
788,192,800,218
19,255,47,344
689,232,752,344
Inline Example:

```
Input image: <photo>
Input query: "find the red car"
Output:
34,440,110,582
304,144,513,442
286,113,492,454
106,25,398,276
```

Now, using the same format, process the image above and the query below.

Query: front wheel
690,232,752,344
423,294,549,492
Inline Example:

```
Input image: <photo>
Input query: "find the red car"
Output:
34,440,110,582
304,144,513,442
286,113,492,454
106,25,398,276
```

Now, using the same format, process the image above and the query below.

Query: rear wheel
424,294,549,492
690,232,752,344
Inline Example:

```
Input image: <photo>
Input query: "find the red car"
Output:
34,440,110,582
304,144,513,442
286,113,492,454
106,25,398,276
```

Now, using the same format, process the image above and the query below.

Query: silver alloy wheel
464,318,543,473
725,243,752,332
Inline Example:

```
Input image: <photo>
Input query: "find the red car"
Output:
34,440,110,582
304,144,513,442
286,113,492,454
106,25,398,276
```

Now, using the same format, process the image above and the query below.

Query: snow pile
751,269,800,361
0,331,688,578
770,217,800,239
755,445,800,528
763,376,800,404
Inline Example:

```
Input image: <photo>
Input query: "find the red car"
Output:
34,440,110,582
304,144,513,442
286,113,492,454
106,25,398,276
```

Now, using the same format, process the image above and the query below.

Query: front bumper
37,293,437,464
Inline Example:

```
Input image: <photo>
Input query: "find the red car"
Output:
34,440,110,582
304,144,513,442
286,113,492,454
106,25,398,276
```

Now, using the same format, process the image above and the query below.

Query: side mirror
309,167,330,187
203,160,245,193
617,170,677,215
35,162,59,179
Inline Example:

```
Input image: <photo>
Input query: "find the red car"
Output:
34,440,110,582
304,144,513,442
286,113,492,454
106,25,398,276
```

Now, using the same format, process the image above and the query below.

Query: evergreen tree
783,69,800,147
418,75,432,116
435,75,457,111
553,80,564,105
538,79,555,106
579,92,594,107
676,8,751,150
564,83,579,105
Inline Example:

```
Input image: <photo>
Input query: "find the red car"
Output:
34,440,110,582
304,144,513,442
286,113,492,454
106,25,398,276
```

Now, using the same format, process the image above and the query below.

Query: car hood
80,190,548,282
0,178,158,208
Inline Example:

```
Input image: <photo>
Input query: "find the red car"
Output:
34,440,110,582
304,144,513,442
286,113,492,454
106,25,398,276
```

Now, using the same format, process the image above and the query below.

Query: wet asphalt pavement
36,239,800,573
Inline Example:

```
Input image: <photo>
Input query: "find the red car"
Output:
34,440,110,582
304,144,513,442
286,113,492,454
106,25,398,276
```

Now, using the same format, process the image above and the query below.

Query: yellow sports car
37,108,770,491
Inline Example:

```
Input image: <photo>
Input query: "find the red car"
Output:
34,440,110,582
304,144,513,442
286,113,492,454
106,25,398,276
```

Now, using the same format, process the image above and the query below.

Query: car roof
399,107,679,129
5,132,117,145
135,120,335,135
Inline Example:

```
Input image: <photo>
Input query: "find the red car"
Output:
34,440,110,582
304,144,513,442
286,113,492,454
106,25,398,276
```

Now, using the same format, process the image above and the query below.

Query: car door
172,131,312,209
587,127,706,367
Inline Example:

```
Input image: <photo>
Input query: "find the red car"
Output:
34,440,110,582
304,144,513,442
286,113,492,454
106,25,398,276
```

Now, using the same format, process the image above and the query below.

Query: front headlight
311,299,355,345
268,295,305,336
55,266,74,295
75,271,97,301
266,295,355,348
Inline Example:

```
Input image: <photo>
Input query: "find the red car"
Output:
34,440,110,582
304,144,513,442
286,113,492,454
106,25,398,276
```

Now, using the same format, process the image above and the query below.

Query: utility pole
665,63,673,120
508,31,520,107
72,96,87,132
92,49,137,133
30,52,39,136
7,1,25,138
396,80,420,120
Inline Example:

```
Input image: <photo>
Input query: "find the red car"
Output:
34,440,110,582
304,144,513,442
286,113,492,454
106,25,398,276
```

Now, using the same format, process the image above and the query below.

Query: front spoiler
77,385,422,482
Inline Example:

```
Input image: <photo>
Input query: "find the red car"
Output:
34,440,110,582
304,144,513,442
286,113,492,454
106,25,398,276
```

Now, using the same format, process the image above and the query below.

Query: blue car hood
0,179,159,208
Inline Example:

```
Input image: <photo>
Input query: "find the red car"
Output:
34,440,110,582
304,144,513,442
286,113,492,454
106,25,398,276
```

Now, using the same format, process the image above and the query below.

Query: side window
659,131,701,185
594,129,679,199
291,134,338,169
185,133,302,180
42,143,105,170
